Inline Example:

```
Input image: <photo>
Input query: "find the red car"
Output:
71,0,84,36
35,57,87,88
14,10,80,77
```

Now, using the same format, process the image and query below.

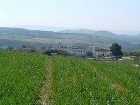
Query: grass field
0,51,48,104
50,56,140,105
0,51,140,105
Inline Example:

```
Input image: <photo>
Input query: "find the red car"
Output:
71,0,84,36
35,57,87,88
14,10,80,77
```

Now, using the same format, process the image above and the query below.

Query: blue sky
0,0,140,33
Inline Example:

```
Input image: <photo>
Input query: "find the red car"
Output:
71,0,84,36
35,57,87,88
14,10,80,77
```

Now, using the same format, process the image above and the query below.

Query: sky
0,0,140,34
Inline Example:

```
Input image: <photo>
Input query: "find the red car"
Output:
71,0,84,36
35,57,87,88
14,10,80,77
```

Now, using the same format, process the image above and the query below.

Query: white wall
67,45,111,58
67,48,88,56
95,51,111,58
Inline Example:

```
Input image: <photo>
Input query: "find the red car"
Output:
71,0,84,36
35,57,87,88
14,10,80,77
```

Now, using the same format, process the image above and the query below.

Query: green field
0,51,48,104
0,51,140,105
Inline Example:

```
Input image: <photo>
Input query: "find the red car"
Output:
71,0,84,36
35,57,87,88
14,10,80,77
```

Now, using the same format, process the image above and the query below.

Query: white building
95,48,112,59
67,45,95,57
67,45,111,58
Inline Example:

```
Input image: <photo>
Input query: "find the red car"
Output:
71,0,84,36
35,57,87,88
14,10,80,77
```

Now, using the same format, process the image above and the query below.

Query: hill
14,25,68,32
59,29,96,34
0,51,139,104
0,27,140,51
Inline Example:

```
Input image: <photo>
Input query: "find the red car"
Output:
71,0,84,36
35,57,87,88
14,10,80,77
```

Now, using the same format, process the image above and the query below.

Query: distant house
95,48,112,59
67,45,112,59
67,45,95,57
67,46,111,59
51,44,67,49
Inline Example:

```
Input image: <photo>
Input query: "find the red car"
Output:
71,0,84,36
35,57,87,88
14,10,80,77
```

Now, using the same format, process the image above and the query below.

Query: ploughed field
0,51,140,105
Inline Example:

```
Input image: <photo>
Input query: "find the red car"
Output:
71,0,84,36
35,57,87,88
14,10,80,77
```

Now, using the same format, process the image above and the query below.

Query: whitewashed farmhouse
67,45,111,58
67,45,95,56
95,48,112,58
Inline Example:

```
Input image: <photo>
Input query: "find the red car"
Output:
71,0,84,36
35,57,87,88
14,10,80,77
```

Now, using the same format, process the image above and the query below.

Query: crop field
0,51,140,105
50,56,140,105
0,51,47,104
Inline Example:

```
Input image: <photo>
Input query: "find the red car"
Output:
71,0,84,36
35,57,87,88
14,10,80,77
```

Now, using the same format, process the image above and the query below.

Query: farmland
50,56,140,105
0,51,140,105
0,51,48,104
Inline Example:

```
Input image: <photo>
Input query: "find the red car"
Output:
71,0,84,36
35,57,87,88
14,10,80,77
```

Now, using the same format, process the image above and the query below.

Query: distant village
54,45,112,59
0,43,140,61
0,44,112,59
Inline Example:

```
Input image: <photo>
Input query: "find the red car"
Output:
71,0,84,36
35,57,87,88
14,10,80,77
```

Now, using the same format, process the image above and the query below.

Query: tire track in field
38,57,52,105
89,61,140,103
89,62,124,92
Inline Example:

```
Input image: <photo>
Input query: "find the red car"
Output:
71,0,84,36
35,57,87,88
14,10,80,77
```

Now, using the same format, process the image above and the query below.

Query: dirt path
38,57,52,105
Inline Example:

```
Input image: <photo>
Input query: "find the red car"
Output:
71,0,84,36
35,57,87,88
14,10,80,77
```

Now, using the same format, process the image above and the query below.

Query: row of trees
124,51,140,57
43,49,69,56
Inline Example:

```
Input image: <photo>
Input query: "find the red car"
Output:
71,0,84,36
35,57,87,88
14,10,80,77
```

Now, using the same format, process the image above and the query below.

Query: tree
110,43,123,58
8,46,14,51
41,46,45,50
43,50,52,56
86,52,93,58
22,45,26,48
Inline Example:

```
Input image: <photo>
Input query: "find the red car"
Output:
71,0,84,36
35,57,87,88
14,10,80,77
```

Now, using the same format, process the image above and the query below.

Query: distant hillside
14,25,68,32
61,29,140,44
0,39,51,48
59,29,140,51
0,27,140,51
0,27,57,37
59,29,96,34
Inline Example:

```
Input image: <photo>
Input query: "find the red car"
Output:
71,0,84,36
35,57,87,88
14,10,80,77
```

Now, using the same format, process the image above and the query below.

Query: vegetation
110,43,123,58
124,50,140,57
43,49,69,56
0,51,47,104
8,46,14,51
0,51,140,105
86,51,93,57
49,56,140,105
43,50,52,56
0,27,140,51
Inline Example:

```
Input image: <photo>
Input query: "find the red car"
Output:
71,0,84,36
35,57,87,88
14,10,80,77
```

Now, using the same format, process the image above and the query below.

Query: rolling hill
0,27,140,51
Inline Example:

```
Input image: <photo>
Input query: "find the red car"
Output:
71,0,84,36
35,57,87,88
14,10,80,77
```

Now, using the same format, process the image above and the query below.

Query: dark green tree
86,52,93,58
22,45,26,48
8,46,14,51
43,50,52,56
41,46,45,50
110,43,123,58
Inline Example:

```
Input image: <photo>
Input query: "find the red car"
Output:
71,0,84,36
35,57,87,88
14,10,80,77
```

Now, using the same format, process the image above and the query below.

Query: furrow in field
38,57,52,105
